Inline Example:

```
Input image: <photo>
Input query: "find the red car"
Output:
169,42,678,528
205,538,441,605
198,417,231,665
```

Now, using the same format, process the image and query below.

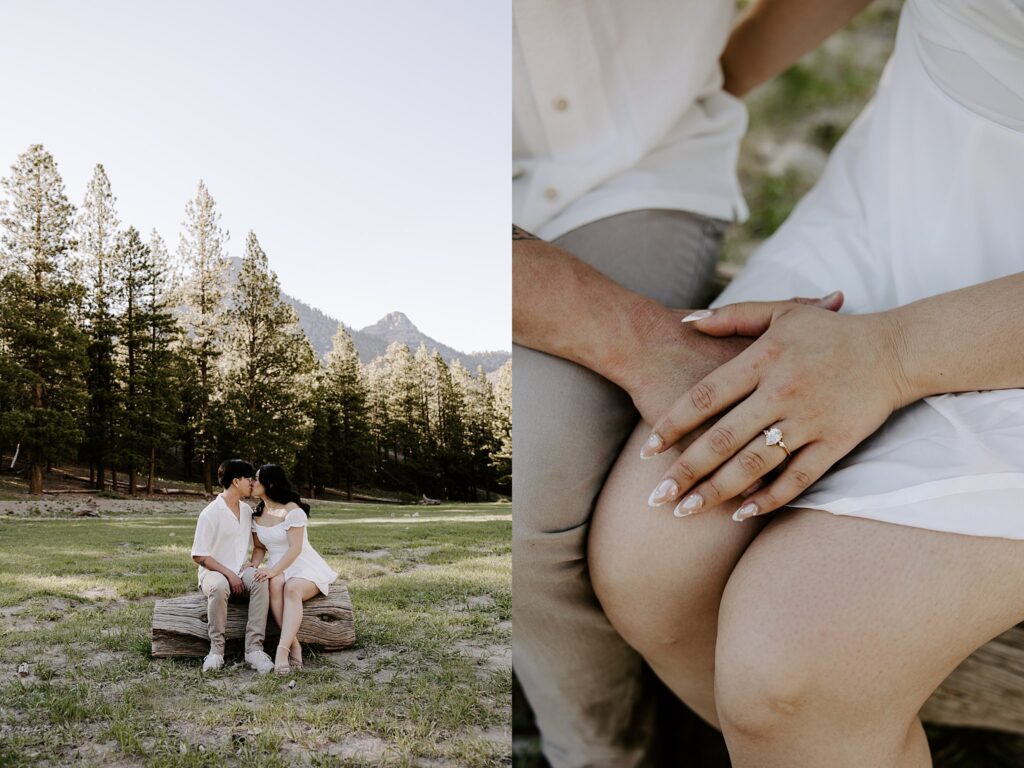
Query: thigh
718,508,1024,719
590,420,763,661
200,571,229,597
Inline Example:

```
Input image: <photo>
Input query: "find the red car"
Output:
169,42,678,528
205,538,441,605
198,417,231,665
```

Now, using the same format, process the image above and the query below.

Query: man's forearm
513,225,669,390
192,555,237,579
513,225,751,422
721,0,872,97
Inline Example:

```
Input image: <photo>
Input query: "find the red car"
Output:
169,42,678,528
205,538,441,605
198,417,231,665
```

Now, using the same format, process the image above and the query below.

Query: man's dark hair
218,459,254,489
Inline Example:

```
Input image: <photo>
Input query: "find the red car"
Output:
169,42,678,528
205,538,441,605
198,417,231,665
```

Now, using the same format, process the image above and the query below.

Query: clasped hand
643,295,911,521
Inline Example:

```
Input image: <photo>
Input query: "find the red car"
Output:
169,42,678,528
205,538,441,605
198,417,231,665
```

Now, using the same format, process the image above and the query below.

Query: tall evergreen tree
177,180,228,492
77,164,121,489
0,145,87,493
319,325,372,498
490,359,512,489
222,231,316,471
134,230,181,493
452,362,497,501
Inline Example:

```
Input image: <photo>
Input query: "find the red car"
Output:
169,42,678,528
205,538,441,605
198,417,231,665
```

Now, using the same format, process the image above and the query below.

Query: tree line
0,144,511,501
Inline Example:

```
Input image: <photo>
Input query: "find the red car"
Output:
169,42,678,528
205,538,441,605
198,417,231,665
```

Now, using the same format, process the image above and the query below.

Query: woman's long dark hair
253,464,311,517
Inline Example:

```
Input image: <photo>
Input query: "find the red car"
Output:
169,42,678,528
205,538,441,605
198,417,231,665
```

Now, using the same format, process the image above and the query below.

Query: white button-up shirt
513,0,749,241
190,493,254,587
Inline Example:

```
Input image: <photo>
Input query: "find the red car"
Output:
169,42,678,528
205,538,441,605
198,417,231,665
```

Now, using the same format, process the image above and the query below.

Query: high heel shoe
274,645,291,675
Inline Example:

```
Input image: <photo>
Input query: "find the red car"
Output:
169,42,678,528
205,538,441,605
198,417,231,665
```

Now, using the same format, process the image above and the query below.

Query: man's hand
617,294,843,427
227,572,245,595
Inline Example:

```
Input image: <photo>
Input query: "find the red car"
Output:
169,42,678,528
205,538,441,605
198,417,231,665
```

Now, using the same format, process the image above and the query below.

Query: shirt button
553,97,569,112
544,187,559,201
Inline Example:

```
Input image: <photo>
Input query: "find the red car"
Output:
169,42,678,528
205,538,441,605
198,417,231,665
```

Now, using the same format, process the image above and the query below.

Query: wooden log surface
923,624,1024,734
152,582,355,658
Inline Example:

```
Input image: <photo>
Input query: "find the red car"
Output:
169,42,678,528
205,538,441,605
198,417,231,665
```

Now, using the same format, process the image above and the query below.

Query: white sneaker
245,650,275,674
202,653,224,672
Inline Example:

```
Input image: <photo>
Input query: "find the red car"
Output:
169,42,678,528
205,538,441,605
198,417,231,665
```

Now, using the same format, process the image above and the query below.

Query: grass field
0,498,511,767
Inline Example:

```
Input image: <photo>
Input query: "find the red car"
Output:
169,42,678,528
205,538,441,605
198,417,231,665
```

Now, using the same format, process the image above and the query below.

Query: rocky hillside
225,259,509,372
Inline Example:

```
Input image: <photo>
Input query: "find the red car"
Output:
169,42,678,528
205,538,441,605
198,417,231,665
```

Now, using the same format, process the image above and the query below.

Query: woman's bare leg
590,420,765,727
269,574,285,630
715,509,1024,767
276,578,319,670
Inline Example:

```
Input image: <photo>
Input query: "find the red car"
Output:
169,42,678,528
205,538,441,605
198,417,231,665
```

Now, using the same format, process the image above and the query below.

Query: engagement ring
763,426,791,457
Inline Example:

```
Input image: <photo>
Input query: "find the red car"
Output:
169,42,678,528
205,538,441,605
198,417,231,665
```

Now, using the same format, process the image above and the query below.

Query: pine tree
77,164,121,489
452,362,497,501
135,230,181,493
490,359,512,490
221,231,316,471
0,145,87,493
428,350,466,499
177,180,228,492
319,325,372,498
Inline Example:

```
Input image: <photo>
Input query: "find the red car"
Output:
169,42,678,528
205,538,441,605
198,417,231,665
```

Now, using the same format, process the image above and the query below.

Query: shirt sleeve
191,512,215,557
282,508,308,529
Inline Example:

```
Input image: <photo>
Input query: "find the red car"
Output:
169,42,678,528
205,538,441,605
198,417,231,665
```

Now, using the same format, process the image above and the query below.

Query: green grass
0,501,511,766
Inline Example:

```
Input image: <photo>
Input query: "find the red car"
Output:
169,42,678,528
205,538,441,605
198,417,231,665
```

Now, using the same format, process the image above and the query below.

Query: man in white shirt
190,459,274,674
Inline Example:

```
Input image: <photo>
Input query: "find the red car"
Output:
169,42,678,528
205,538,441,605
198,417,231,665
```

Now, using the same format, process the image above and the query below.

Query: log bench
151,582,355,658
923,624,1024,733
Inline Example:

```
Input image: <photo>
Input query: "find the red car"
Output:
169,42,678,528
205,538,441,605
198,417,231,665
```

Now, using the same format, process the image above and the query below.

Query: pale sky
0,1,510,353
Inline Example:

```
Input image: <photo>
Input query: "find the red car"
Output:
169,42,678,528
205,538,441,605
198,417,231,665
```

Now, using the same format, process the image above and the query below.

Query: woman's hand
254,568,280,582
642,297,913,520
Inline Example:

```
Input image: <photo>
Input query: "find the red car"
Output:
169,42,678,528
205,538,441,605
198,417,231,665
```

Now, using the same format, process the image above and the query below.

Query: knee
283,580,303,599
270,574,285,593
714,620,822,740
592,554,718,659
205,574,230,600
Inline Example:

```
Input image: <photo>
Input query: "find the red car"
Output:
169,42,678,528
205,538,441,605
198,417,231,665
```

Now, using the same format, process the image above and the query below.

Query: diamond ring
763,426,791,457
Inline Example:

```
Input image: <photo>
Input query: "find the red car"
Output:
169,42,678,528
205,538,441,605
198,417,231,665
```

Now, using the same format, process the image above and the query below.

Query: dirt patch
350,549,391,560
473,725,512,745
453,641,511,673
326,734,394,761
0,605,40,634
0,497,200,519
82,586,119,600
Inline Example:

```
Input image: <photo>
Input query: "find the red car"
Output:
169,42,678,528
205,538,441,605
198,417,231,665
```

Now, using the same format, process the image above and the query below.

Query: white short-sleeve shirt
513,0,749,240
190,493,254,587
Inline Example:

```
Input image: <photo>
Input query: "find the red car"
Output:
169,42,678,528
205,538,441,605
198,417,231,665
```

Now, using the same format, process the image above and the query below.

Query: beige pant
200,567,270,655
513,210,725,768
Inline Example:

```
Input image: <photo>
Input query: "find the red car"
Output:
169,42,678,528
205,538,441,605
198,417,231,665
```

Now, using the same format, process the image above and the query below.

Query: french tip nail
732,502,759,522
648,479,678,507
681,309,713,323
673,493,703,517
640,433,664,459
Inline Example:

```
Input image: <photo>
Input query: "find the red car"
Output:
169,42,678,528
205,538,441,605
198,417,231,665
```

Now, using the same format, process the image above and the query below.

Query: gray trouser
512,210,725,768
200,567,270,655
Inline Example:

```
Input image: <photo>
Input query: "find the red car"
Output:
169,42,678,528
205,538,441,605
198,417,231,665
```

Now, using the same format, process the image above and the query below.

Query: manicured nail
640,433,664,459
682,309,713,323
648,479,678,507
732,502,759,522
823,291,840,301
673,493,704,517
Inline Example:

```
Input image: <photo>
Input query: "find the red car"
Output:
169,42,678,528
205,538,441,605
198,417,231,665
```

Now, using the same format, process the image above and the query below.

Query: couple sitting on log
190,459,338,675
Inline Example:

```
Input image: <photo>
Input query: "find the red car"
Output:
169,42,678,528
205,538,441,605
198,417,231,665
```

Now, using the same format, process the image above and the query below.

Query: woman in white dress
589,0,1024,764
249,463,338,674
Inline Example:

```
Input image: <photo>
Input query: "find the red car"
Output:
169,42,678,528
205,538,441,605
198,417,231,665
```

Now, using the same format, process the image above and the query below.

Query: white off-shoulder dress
252,508,339,595
714,0,1024,539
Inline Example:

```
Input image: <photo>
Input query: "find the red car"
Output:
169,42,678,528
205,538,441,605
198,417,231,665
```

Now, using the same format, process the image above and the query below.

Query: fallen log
923,624,1024,734
151,582,355,658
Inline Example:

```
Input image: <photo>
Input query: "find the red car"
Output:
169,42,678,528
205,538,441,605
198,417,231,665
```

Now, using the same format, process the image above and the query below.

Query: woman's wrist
872,308,923,409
